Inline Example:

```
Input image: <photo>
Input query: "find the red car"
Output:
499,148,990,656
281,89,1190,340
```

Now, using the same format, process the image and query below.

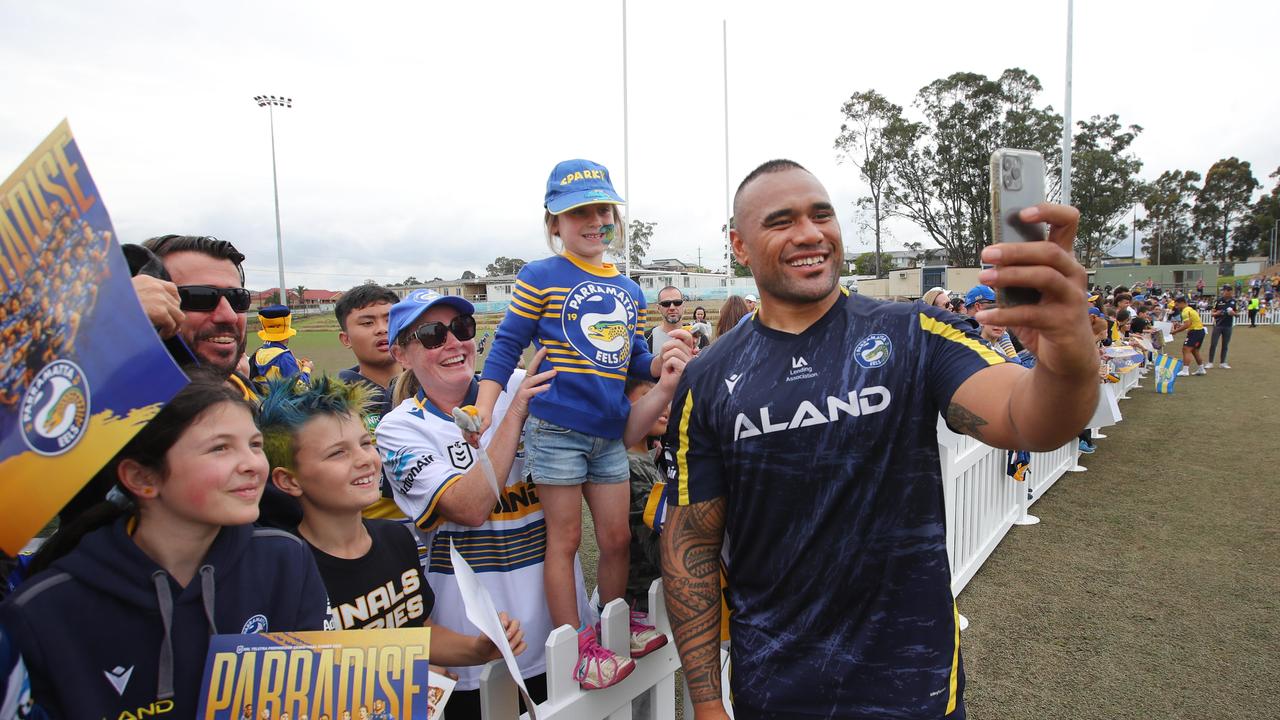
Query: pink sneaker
575,626,636,690
629,610,668,658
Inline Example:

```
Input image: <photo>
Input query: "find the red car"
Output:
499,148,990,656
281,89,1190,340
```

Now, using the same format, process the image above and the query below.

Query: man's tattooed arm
946,401,989,442
660,497,727,709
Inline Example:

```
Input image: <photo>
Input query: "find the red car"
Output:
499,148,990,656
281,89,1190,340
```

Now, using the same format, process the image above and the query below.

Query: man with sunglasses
646,286,687,354
140,235,253,394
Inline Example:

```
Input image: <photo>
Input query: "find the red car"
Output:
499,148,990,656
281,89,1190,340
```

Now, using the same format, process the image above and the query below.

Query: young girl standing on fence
470,159,691,690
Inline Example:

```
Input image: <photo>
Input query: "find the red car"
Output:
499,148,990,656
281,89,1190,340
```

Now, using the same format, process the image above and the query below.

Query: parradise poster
0,120,188,555
196,628,451,719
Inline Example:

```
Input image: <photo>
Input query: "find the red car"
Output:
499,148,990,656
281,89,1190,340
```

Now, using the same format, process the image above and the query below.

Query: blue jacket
0,519,327,719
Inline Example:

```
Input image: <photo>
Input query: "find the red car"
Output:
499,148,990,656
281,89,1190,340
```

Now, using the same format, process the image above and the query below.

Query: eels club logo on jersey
562,281,638,369
855,333,893,369
19,359,91,456
240,614,269,633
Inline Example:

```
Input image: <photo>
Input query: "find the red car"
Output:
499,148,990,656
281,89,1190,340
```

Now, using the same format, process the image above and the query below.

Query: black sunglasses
658,299,684,308
177,285,252,313
403,314,477,349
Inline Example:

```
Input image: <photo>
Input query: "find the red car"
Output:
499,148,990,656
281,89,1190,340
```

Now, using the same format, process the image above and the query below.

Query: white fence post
1014,473,1041,526
478,584,682,719
478,658,520,719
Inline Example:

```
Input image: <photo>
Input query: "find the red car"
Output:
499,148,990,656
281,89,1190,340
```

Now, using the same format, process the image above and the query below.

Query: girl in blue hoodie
0,372,327,719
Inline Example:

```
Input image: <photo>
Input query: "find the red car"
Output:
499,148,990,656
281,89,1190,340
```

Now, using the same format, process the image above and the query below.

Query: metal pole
723,19,732,282
621,0,631,276
1132,207,1138,262
1061,0,1074,206
268,104,286,304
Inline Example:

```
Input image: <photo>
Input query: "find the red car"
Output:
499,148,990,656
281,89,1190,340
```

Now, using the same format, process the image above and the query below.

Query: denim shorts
523,415,629,486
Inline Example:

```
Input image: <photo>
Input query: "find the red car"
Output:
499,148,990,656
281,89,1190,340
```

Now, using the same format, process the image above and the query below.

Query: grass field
277,305,698,378
957,325,1278,719
276,313,509,377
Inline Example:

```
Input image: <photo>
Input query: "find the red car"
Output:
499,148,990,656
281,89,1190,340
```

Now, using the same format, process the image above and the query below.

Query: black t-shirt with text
1212,297,1238,327
307,519,435,630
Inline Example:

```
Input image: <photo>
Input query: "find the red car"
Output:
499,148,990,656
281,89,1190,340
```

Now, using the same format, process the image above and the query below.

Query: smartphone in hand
990,148,1048,306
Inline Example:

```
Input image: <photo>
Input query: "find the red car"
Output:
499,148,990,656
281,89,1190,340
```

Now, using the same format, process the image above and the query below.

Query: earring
139,487,156,497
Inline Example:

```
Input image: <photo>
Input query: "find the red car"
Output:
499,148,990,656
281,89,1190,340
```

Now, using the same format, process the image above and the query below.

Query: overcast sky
4,0,1278,291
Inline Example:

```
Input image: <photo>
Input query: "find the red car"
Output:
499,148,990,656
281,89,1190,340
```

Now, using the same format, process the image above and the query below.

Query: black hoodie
0,518,327,719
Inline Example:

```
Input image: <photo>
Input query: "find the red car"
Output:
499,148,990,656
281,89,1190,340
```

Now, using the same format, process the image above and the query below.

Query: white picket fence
471,372,1149,719
472,579,732,720
1239,307,1280,326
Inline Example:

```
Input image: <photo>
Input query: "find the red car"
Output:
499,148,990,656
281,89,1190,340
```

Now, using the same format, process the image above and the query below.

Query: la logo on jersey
787,356,818,382
561,282,638,369
104,665,133,695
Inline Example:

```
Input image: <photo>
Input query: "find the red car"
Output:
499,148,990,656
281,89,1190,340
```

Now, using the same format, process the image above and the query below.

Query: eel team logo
19,359,91,456
241,614,269,633
854,333,893,369
562,281,638,370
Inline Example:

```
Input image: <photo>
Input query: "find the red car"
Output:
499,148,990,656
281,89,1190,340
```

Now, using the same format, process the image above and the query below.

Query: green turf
262,313,509,378
959,325,1278,718
270,306,694,379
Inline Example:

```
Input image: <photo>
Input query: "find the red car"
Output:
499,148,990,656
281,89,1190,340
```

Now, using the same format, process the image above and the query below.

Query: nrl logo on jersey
733,386,891,441
448,440,474,470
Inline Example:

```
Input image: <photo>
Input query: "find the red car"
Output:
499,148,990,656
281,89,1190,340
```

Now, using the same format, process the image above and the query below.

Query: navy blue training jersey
1211,296,1238,327
665,289,1004,719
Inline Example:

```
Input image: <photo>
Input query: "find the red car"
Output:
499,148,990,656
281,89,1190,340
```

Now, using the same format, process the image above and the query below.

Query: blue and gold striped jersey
665,290,1004,718
481,254,657,439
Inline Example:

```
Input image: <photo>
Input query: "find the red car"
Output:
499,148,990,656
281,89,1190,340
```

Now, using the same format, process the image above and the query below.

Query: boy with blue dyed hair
258,376,525,669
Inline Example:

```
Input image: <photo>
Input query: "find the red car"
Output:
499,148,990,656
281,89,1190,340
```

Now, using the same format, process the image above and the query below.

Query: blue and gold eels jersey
664,289,1005,719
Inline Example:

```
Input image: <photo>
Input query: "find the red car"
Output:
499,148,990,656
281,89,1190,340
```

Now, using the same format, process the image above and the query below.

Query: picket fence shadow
469,368,1148,718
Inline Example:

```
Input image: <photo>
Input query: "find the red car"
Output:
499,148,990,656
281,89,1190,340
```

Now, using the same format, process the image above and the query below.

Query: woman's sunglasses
177,285,252,313
403,314,477,349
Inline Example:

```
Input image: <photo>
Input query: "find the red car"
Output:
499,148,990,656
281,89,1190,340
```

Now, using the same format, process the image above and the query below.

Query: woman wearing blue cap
374,288,571,717
466,159,694,690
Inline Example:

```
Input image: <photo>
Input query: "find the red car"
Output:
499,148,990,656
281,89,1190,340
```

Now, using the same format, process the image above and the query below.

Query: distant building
395,277,491,302
251,288,341,313
644,258,695,272
1088,264,1218,293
